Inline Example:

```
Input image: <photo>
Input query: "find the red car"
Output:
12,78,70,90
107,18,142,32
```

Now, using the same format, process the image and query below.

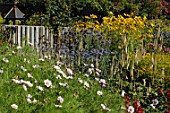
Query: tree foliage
0,0,170,27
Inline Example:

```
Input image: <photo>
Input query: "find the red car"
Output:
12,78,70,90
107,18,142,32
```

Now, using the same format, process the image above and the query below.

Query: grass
0,43,125,113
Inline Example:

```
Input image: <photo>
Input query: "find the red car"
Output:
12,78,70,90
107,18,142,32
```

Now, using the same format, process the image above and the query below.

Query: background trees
0,0,169,27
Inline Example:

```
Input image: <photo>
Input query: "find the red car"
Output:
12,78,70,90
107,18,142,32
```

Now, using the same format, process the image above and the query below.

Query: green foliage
45,0,73,27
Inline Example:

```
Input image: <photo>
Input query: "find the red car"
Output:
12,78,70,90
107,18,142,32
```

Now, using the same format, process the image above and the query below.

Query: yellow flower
150,23,155,27
147,34,153,38
124,13,130,17
90,14,97,19
95,20,100,24
85,16,90,19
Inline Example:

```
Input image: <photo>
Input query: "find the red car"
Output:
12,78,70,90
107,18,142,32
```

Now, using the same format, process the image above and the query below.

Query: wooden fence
0,24,54,50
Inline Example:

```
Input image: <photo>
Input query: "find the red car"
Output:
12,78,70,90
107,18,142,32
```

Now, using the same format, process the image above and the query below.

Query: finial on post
14,0,19,5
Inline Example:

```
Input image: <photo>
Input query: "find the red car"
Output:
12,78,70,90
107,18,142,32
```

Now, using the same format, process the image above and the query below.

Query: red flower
134,101,140,110
125,100,130,107
167,90,170,99
138,107,143,113
125,95,129,100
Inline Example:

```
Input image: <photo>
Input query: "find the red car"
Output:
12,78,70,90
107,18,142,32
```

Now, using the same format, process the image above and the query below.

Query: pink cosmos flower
11,104,18,109
36,86,44,91
66,68,73,75
57,96,64,103
44,79,52,87
128,106,134,113
97,91,103,96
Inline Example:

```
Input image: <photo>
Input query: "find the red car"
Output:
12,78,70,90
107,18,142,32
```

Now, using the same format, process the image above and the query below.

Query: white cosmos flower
12,51,16,54
25,81,33,87
90,64,94,68
32,65,39,69
24,58,27,62
99,79,106,84
12,79,21,84
27,73,33,78
44,79,52,87
121,90,125,97
97,91,103,96
101,104,106,110
88,68,93,74
23,84,27,91
78,78,83,84
2,58,9,63
27,60,30,64
150,104,155,109
36,86,44,91
128,106,135,113
57,96,64,103
21,66,27,72
105,108,111,111
39,58,45,61
66,68,73,75
95,78,99,81
27,94,32,99
55,104,62,108
54,65,61,71
11,104,18,109
27,98,32,103
84,63,88,66
84,74,89,77
57,70,67,78
66,76,73,79
96,71,100,76
84,81,90,88
32,98,38,103
56,75,62,79
101,104,111,112
59,82,68,87
96,68,101,73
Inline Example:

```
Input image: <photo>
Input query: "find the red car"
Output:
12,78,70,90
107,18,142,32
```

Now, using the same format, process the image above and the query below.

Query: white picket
1,25,54,52
26,26,30,44
17,26,21,47
31,26,34,48
22,26,25,46
35,26,39,51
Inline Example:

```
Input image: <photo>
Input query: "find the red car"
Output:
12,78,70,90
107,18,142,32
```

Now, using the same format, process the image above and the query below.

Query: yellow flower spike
143,16,147,21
